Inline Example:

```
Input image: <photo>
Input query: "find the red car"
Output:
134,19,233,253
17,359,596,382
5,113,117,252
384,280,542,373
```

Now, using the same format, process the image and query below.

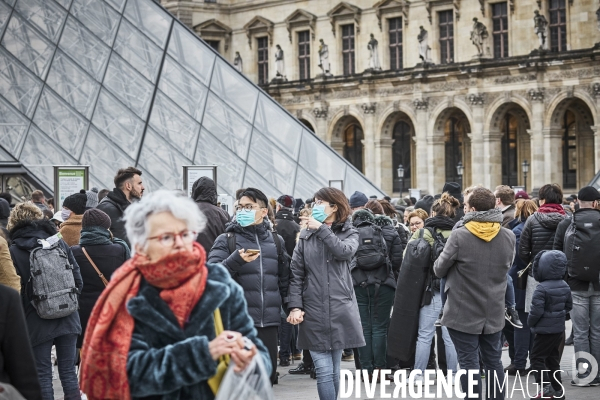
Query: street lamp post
456,161,464,187
522,159,530,193
397,164,404,197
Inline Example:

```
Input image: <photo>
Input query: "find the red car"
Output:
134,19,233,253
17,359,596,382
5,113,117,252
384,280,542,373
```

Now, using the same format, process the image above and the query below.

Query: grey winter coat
433,222,516,335
208,220,289,328
528,250,573,334
287,219,365,351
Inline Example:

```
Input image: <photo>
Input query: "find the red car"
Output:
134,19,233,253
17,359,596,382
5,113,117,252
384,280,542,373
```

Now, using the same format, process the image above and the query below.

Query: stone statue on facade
318,39,331,76
274,44,286,80
470,18,489,57
233,51,243,73
533,10,548,50
417,26,432,64
367,33,381,71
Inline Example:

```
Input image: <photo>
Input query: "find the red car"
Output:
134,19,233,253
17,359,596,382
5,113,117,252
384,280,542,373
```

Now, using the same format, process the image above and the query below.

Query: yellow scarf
465,221,501,242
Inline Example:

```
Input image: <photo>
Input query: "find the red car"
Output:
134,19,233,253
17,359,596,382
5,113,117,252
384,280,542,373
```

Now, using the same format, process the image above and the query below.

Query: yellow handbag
208,308,230,395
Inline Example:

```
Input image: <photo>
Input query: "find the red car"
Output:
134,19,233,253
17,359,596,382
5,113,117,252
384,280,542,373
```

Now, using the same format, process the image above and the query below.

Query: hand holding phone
239,248,260,263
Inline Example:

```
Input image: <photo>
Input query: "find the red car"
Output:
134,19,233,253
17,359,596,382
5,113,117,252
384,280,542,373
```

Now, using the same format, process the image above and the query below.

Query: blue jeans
32,334,80,400
414,290,457,376
310,349,343,400
513,309,533,369
441,275,515,309
279,317,297,360
571,286,600,377
447,328,505,400
355,284,394,374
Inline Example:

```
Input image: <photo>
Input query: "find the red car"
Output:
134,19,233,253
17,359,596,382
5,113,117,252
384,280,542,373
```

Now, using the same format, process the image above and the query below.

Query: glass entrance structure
0,0,384,200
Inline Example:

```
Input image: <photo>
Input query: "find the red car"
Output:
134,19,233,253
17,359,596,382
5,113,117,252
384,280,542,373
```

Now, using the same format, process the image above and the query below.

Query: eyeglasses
234,204,265,212
311,199,335,208
409,221,424,227
147,230,198,247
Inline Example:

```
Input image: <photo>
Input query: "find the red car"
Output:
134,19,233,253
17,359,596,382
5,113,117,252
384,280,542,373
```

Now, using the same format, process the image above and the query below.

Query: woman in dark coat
71,209,130,348
8,203,83,400
287,187,364,400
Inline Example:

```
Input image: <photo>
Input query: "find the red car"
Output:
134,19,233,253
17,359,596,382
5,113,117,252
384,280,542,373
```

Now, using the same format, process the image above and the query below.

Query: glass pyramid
0,0,384,200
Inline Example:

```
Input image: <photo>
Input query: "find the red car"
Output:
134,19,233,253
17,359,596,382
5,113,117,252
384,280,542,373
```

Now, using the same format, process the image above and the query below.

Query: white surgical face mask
61,208,71,222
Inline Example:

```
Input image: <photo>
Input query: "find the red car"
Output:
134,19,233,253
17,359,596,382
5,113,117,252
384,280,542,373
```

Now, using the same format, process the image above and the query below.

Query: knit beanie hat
414,195,435,215
85,189,99,208
82,208,111,230
63,190,88,215
349,191,368,208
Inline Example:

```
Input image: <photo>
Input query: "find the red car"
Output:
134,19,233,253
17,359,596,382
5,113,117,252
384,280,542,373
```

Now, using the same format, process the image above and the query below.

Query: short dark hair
237,187,268,208
494,185,515,206
468,187,496,212
31,190,45,202
235,188,246,200
42,209,53,220
538,184,563,205
0,193,11,205
47,197,54,207
365,199,384,215
98,189,110,202
313,187,351,223
114,167,142,189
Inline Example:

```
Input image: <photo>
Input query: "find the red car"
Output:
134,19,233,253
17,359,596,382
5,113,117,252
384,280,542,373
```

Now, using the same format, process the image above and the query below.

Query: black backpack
563,211,600,282
430,228,449,262
354,221,389,271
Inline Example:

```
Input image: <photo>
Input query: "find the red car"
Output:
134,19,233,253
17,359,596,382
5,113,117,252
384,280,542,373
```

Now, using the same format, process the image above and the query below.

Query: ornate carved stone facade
163,0,600,195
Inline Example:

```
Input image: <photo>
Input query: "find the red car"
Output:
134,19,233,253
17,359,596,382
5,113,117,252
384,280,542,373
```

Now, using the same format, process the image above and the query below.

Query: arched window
344,123,364,172
300,119,314,133
501,113,518,186
393,120,411,192
562,110,577,189
444,117,463,183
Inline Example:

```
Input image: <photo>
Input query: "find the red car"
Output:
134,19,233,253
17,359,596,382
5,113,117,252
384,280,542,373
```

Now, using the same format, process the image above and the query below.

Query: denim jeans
310,349,343,400
32,334,80,400
279,316,297,360
513,309,533,369
447,328,505,400
355,284,394,374
571,285,600,377
414,290,457,376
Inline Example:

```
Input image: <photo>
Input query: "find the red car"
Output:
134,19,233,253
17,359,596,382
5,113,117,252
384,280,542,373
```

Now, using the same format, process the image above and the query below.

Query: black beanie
63,190,88,215
82,208,111,229
414,195,435,215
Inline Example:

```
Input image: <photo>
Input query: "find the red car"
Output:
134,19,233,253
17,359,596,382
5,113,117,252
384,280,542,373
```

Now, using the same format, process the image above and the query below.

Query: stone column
427,135,446,194
483,131,503,189
528,90,546,192
361,103,378,183
543,128,563,184
376,138,395,195
469,94,486,187
313,105,330,143
593,125,600,174
414,100,431,194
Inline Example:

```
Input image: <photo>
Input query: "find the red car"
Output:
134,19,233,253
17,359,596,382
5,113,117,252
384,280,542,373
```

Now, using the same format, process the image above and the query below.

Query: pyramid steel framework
0,0,384,199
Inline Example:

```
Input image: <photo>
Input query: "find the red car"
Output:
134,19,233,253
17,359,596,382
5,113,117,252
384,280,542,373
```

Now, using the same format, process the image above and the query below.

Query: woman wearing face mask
208,187,289,385
287,188,364,400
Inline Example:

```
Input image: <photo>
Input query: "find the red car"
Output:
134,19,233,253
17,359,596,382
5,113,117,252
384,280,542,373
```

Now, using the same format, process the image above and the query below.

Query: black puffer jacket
528,250,572,334
192,177,230,252
9,219,83,347
96,188,131,246
274,210,300,258
207,220,289,328
518,210,567,275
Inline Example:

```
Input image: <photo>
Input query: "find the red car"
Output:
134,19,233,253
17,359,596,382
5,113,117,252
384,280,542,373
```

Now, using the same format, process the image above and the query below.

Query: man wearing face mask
97,167,145,247
208,187,289,385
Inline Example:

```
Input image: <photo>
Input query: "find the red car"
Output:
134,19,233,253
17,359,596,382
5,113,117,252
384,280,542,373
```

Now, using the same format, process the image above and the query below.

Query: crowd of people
0,165,599,400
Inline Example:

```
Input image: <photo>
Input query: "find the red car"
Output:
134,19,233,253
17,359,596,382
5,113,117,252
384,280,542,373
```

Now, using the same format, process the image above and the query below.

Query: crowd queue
0,166,599,400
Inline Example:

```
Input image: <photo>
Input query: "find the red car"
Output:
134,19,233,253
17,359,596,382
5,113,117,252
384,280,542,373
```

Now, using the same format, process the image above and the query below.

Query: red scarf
538,203,566,215
79,242,208,400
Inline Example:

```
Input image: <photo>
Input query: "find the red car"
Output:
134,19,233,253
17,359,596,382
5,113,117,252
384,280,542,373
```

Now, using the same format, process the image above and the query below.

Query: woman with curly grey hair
79,190,271,400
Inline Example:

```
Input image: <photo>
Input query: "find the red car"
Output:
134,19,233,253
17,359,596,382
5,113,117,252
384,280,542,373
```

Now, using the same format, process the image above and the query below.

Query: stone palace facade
162,0,600,196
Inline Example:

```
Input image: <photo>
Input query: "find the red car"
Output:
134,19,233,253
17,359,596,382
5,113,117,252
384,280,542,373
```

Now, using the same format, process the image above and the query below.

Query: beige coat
0,236,20,292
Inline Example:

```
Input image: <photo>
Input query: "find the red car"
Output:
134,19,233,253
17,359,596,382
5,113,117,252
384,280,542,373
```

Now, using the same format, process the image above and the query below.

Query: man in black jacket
0,284,42,400
553,186,600,386
208,188,289,384
191,177,230,252
96,167,145,247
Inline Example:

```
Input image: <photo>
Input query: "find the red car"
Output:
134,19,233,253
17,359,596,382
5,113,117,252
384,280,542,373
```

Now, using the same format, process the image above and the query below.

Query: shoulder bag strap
227,232,236,255
82,247,109,287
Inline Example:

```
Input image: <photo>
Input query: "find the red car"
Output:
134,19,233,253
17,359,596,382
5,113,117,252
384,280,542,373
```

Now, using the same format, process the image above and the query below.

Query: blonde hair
464,184,484,196
431,193,460,218
515,199,538,220
408,208,429,222
7,202,43,231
